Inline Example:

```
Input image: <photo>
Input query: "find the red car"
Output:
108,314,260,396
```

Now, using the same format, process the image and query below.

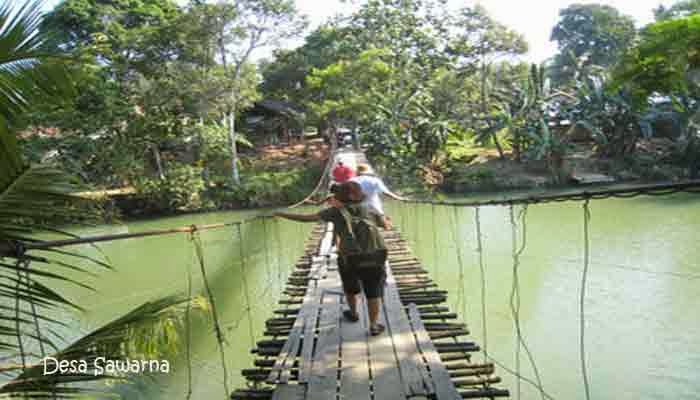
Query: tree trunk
480,59,505,160
150,144,165,180
687,134,699,179
228,111,240,185
217,23,241,186
513,130,521,162
492,134,505,160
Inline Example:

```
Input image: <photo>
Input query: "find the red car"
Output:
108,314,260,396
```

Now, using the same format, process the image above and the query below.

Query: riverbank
431,138,691,194
94,137,692,219
94,139,328,220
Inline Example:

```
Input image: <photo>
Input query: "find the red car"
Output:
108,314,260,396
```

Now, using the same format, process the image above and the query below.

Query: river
27,194,700,399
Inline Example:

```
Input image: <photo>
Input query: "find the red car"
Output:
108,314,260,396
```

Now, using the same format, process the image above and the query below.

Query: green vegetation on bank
260,0,700,194
7,0,700,212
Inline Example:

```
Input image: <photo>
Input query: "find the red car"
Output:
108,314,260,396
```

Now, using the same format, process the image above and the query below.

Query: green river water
26,194,700,399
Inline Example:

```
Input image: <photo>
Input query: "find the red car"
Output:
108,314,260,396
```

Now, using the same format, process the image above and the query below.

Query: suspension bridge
231,150,505,400
4,149,700,400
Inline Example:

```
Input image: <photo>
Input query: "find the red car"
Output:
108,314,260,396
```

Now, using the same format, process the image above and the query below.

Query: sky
41,0,679,62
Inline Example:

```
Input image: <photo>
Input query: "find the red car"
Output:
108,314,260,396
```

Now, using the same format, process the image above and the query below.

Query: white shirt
351,174,389,215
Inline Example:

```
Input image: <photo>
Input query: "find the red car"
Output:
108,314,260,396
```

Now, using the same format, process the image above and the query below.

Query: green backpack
338,205,388,269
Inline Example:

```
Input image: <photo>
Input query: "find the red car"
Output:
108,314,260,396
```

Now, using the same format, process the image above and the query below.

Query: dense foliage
0,2,208,397
17,0,700,203
22,0,308,212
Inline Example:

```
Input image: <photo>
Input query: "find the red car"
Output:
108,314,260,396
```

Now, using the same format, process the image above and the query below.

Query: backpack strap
338,207,357,241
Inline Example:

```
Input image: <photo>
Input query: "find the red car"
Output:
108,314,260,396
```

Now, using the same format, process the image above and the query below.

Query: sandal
370,323,385,336
343,310,359,322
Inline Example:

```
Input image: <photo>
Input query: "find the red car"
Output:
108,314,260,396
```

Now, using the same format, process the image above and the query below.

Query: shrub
209,164,323,208
134,164,207,212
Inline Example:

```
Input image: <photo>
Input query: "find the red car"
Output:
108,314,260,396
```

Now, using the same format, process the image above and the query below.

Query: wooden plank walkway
232,150,509,400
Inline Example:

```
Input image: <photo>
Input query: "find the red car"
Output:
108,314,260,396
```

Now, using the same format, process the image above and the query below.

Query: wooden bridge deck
231,222,509,400
231,150,508,399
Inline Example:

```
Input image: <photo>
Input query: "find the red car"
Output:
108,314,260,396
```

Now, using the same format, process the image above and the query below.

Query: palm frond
1,296,206,398
0,164,102,226
0,0,74,130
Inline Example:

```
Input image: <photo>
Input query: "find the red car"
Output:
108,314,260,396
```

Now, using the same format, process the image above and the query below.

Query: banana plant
525,118,574,183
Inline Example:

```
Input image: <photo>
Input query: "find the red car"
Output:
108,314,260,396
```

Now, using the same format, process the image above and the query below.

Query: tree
35,0,190,188
615,14,700,100
42,0,183,78
306,48,394,128
614,14,700,176
447,5,528,159
1,2,201,397
654,0,700,21
550,4,635,85
447,5,528,70
261,24,356,103
214,0,307,185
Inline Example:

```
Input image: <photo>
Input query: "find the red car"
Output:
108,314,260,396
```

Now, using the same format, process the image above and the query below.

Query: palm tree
1,1,200,397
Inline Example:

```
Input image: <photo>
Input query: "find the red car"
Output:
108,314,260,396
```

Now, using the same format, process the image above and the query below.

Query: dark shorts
337,255,386,299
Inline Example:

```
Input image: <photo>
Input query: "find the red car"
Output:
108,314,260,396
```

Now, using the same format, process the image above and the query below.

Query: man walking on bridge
331,161,355,183
273,182,388,336
351,163,407,228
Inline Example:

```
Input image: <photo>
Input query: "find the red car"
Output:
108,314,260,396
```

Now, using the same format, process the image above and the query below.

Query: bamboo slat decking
231,150,509,400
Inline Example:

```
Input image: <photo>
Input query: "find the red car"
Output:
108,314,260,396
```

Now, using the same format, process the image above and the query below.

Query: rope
274,219,283,282
404,180,700,208
509,206,522,400
475,207,488,363
449,206,467,331
190,230,230,398
287,136,337,209
0,217,273,253
185,233,194,400
521,255,700,280
509,205,546,400
262,219,274,298
236,224,256,350
581,200,592,400
486,355,557,400
431,204,439,281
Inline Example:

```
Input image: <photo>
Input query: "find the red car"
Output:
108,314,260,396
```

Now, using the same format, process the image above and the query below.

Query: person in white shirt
350,164,407,228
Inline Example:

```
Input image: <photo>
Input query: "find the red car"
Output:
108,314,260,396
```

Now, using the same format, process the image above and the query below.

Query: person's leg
346,291,359,317
360,266,387,335
338,256,361,322
382,215,392,230
367,297,381,326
